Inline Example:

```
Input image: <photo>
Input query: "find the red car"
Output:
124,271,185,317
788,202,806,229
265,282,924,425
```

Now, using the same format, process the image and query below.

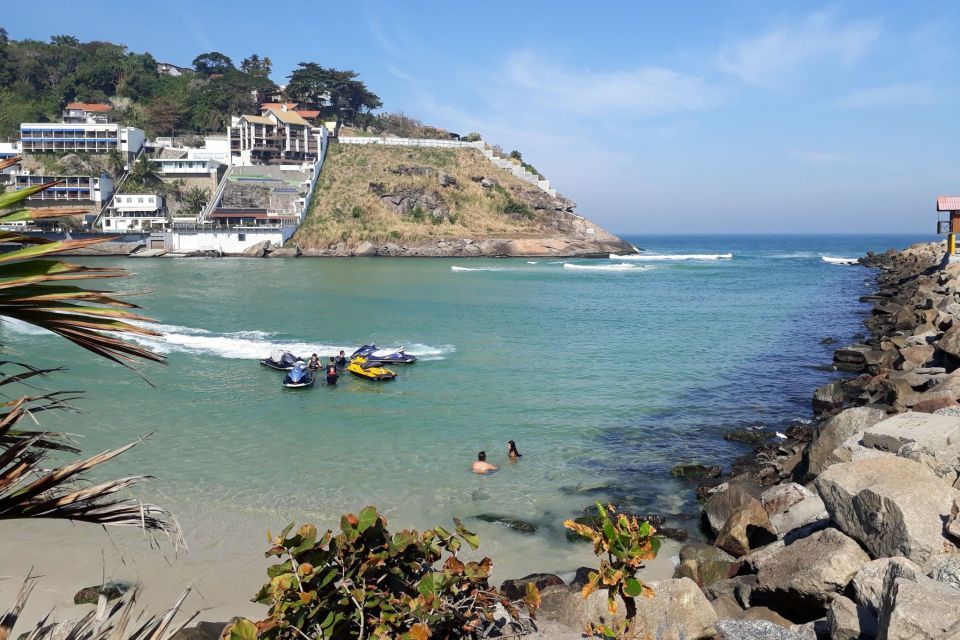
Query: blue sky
5,1,958,234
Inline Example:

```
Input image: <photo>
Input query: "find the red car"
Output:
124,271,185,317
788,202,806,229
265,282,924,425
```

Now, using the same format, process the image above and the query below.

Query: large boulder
752,528,870,621
861,412,960,453
715,500,778,557
557,578,716,640
936,324,960,360
851,557,920,617
768,492,829,542
807,407,887,476
926,553,960,591
813,381,846,414
899,344,936,369
674,543,737,586
877,574,960,639
715,619,814,640
702,481,763,536
815,456,960,564
827,595,876,640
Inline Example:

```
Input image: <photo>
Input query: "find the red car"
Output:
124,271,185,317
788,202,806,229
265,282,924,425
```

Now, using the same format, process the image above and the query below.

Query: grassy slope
293,144,559,248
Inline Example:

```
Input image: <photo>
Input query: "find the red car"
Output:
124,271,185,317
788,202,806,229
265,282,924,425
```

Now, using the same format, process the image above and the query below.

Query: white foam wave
1,318,53,335
450,265,515,272
526,261,538,264
128,322,455,361
821,256,859,265
610,253,732,261
768,252,817,259
563,262,651,272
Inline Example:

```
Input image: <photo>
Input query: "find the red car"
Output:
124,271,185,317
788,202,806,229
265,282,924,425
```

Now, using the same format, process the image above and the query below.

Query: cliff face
292,144,633,257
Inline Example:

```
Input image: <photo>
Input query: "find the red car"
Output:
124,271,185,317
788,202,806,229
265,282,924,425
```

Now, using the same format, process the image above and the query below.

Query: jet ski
261,350,300,371
349,344,417,364
282,362,315,388
347,356,397,381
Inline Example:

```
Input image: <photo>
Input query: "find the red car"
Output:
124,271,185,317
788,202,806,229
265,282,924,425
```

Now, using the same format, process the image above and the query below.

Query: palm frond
3,579,198,640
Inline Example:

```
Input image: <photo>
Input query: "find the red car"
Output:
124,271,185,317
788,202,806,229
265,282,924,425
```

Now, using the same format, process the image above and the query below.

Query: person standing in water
325,358,339,385
507,440,522,461
472,451,498,474
335,350,347,369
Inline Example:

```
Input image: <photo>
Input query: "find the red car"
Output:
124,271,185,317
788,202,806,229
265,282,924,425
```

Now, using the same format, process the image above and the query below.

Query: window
105,220,111,227
238,233,246,242
137,197,144,203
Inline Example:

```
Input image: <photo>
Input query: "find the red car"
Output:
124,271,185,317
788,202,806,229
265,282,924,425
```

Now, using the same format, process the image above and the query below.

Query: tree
145,95,186,137
183,185,209,215
240,53,271,77
286,63,381,118
192,51,234,75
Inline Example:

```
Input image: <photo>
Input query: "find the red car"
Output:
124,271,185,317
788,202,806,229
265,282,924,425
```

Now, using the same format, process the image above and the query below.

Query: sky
4,1,959,234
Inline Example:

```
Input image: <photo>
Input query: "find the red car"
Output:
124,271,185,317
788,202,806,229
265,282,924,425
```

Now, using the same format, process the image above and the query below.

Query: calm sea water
0,233,928,590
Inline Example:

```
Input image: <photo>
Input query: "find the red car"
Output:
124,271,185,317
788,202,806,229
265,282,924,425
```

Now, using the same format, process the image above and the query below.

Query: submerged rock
74,584,124,605
670,463,722,480
499,573,564,601
473,514,538,534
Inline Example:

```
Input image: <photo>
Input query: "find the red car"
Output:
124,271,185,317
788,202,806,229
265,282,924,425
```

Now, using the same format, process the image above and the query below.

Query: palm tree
182,185,209,217
0,158,177,538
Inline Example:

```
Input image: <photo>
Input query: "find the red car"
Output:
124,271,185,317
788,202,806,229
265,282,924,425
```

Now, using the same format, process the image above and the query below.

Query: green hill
293,144,632,257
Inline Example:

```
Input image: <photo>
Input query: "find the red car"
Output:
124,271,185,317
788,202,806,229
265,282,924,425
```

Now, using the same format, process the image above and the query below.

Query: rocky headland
485,241,960,639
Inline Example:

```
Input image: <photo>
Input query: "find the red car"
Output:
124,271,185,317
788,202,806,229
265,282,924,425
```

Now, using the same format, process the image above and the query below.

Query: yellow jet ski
347,356,397,381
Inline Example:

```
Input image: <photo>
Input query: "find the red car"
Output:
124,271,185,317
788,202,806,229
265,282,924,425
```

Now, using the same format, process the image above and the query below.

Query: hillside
293,144,632,257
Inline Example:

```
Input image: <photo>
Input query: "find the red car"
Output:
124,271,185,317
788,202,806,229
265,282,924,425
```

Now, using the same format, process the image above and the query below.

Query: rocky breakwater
501,241,960,639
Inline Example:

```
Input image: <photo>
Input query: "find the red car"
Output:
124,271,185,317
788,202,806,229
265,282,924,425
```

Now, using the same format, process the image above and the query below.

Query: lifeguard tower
937,196,960,263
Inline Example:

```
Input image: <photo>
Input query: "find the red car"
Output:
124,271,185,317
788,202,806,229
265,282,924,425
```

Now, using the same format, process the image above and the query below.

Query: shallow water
0,233,928,615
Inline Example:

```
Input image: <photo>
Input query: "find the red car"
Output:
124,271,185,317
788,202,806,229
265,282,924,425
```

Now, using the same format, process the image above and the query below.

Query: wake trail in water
610,253,733,261
4,319,454,361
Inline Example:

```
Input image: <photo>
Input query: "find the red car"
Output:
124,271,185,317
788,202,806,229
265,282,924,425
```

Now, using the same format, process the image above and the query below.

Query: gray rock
926,553,960,591
716,619,814,640
675,543,737,586
753,528,870,621
704,575,758,609
73,584,124,605
827,595,876,640
711,593,744,619
557,578,716,640
769,491,830,541
240,239,272,257
352,241,378,256
762,483,814,515
861,412,960,453
851,557,920,616
738,606,793,627
437,172,457,187
937,324,960,359
171,622,230,640
808,407,887,476
877,575,960,639
739,540,786,574
815,456,960,564
715,498,778,558
499,573,564,601
814,381,846,414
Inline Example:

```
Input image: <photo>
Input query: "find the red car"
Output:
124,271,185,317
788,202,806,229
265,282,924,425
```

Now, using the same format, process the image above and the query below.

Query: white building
102,193,166,231
13,173,114,205
20,122,145,159
157,62,192,77
228,109,325,165
165,226,294,254
62,102,114,124
152,155,225,177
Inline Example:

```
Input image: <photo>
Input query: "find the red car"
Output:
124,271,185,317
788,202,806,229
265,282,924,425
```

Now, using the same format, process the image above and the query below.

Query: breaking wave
450,265,515,272
563,262,652,272
4,318,454,362
610,253,733,261
821,256,859,265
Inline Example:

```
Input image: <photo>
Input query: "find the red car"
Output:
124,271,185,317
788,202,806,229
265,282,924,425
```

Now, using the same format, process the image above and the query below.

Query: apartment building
13,173,114,206
228,108,323,165
62,102,114,124
19,122,145,159
102,193,166,231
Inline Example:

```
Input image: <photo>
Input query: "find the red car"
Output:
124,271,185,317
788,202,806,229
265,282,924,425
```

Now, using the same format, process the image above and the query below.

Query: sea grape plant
563,503,661,638
229,506,539,640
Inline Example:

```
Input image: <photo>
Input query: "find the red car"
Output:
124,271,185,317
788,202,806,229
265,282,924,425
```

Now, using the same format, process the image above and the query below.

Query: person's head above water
339,350,345,355
477,451,487,461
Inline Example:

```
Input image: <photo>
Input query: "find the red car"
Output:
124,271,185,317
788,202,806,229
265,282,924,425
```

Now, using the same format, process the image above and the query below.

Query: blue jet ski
282,362,315,388
349,344,417,364
261,350,301,371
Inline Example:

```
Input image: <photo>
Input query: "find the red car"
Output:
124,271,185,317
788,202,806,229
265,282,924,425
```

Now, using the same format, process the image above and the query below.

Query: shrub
410,205,426,222
503,199,533,219
229,507,538,639
563,503,660,638
462,132,481,142
351,205,363,219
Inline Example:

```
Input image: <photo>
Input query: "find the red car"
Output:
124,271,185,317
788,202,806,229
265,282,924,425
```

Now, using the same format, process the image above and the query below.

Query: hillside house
62,102,114,124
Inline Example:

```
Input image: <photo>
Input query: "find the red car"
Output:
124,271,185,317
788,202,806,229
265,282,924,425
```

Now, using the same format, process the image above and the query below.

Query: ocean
0,233,930,618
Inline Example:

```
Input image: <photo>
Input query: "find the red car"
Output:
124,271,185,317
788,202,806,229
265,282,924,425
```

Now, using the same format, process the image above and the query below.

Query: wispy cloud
502,50,723,117
835,81,935,109
790,150,856,164
718,10,882,87
386,63,419,84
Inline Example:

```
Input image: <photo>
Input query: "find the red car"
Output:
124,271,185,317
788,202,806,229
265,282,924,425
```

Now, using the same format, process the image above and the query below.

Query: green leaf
638,521,652,538
453,517,480,550
0,181,61,210
417,573,437,598
357,506,378,533
623,577,644,598
227,619,258,640
267,560,293,578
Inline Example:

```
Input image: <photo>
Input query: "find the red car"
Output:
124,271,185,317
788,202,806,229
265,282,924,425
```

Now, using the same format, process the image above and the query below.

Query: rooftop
937,196,960,211
267,109,310,126
65,102,113,112
260,102,298,111
240,114,273,125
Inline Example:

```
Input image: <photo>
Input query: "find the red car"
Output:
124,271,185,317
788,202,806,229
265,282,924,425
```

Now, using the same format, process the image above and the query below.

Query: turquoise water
0,234,928,583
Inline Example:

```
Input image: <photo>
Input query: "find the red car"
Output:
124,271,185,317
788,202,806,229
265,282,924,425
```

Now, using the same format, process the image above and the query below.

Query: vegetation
294,145,559,248
367,112,454,139
0,29,380,138
228,507,538,640
563,503,661,638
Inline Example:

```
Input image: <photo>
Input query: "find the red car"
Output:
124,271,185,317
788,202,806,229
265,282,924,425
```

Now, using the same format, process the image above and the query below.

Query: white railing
338,136,484,149
200,164,234,223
